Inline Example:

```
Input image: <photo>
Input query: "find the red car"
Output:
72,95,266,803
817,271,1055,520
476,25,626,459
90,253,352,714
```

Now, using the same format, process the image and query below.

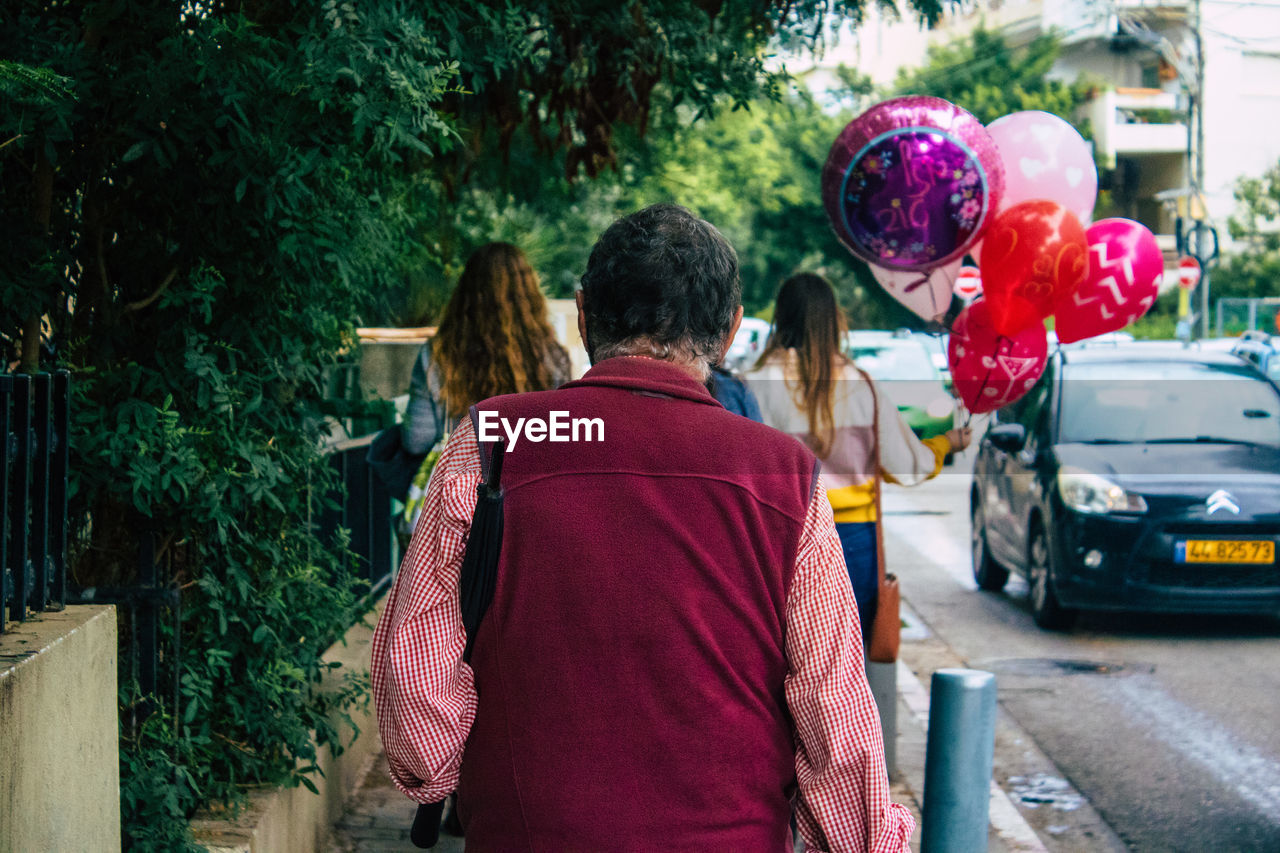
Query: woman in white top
746,272,970,642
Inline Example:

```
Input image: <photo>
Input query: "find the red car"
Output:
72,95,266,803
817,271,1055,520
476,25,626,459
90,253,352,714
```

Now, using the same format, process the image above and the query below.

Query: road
883,447,1280,852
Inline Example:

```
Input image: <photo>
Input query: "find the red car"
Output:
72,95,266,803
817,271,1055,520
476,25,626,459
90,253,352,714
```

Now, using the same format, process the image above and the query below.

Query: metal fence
1216,297,1280,337
1,371,70,635
320,431,397,599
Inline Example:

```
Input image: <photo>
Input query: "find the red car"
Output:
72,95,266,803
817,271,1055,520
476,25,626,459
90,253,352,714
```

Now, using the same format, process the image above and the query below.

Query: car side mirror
986,422,1027,453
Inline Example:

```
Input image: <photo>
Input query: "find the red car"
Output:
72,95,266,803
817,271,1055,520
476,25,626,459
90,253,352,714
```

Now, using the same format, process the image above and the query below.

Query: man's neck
594,353,710,383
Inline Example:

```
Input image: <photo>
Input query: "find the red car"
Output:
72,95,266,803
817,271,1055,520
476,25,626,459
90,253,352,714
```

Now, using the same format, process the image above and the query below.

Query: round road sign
1178,256,1201,289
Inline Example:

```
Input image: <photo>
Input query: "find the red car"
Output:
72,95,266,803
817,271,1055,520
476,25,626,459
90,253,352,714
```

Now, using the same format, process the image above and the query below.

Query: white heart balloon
868,259,962,323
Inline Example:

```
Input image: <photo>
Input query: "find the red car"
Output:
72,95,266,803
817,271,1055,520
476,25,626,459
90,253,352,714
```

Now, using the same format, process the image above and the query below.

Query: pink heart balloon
1053,218,1162,344
987,111,1098,223
947,300,1048,414
868,259,961,323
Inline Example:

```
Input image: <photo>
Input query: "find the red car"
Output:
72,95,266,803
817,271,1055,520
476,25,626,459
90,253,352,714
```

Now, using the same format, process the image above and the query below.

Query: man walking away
371,203,914,852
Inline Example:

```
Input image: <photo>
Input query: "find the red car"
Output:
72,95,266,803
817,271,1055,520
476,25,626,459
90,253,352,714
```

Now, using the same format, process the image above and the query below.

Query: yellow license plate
1178,540,1275,564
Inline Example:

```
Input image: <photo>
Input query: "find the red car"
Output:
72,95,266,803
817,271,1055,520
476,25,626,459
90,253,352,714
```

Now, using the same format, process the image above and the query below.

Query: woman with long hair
746,272,969,643
401,242,569,840
403,242,572,456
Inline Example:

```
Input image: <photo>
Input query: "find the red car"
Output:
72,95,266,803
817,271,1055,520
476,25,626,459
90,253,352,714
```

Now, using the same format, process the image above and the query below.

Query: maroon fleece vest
457,357,819,852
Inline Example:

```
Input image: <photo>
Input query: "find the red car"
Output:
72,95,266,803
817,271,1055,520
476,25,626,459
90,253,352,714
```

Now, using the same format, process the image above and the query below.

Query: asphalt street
884,446,1280,853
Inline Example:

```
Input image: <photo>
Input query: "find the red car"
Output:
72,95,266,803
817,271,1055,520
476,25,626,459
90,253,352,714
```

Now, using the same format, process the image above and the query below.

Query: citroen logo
1206,490,1240,515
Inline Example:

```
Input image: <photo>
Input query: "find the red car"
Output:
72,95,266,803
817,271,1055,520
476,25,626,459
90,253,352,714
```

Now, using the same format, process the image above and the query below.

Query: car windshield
849,343,937,381
1058,360,1280,447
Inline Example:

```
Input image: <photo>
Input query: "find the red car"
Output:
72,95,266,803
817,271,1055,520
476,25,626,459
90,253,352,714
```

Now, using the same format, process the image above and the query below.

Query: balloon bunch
823,100,1163,414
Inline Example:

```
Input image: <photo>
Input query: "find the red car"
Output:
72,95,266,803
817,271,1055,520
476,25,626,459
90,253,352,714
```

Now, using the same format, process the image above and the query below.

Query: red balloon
947,300,1048,415
978,200,1089,337
1053,218,1162,344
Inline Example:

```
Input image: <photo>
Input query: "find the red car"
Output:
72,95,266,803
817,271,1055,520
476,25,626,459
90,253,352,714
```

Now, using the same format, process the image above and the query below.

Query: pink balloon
987,111,1098,223
823,96,1005,271
869,259,961,322
947,300,1048,415
1053,218,1162,344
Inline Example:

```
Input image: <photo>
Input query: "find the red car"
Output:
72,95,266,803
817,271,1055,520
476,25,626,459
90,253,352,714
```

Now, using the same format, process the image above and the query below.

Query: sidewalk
326,679,1033,853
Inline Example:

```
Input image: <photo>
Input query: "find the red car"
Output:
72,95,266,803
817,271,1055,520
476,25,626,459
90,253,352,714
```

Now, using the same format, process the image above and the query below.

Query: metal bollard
921,668,997,853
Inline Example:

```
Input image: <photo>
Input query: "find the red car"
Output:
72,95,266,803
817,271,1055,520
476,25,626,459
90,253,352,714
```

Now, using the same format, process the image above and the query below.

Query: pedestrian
746,272,970,646
397,242,572,535
402,241,572,457
708,362,763,421
371,205,915,850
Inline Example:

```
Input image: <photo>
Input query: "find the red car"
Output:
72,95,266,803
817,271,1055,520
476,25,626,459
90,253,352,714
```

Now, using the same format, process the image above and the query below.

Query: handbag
409,428,507,849
859,367,901,664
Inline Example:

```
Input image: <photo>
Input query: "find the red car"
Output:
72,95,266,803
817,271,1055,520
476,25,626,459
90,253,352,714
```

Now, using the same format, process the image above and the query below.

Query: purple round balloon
823,96,1005,272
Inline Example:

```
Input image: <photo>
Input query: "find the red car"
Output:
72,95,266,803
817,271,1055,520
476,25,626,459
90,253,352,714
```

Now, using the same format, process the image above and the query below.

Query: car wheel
1028,524,1076,630
971,497,1009,592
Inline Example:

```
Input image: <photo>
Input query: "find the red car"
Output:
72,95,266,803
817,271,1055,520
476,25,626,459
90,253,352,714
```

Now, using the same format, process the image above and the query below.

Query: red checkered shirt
371,417,915,852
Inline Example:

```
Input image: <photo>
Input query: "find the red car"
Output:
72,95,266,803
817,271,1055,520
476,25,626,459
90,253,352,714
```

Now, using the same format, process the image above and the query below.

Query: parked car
911,331,951,388
724,317,772,372
846,331,956,442
970,345,1280,629
1231,333,1280,383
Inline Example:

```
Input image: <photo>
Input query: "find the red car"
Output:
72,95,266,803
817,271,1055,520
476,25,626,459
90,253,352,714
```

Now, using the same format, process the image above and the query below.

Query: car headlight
926,396,954,419
1056,467,1148,514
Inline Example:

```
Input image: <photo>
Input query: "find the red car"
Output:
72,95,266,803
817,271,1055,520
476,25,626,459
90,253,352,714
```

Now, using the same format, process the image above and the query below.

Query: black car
970,345,1280,629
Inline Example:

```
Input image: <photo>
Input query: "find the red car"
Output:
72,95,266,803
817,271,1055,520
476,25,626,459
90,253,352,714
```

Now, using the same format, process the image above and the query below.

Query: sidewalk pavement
326,631,1052,852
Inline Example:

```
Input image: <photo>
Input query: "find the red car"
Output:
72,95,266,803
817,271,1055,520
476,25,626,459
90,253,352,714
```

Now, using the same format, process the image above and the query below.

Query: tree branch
124,266,179,313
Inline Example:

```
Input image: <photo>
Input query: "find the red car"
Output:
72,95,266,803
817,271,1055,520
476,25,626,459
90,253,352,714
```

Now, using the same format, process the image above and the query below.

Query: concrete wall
189,597,386,853
0,606,120,853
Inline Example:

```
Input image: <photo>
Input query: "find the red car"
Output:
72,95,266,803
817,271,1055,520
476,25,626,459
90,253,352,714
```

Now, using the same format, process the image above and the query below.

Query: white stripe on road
1111,677,1280,825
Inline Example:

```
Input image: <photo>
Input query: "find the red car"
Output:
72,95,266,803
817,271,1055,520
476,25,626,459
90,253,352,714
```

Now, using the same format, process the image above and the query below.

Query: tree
893,27,1093,126
1215,159,1280,303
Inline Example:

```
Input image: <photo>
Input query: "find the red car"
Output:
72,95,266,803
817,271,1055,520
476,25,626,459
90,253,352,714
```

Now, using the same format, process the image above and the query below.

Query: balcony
1087,88,1189,167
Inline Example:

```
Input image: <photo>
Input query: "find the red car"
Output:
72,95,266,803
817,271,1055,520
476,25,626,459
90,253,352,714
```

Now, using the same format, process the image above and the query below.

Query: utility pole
1193,0,1211,339
1117,1,1214,336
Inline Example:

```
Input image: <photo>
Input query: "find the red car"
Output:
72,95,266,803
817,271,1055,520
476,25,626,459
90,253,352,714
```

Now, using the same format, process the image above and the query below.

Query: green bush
3,4,452,846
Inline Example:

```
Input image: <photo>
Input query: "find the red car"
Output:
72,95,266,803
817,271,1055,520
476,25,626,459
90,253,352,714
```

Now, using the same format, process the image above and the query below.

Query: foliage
3,2,450,846
426,88,922,329
1215,159,1280,303
893,27,1094,126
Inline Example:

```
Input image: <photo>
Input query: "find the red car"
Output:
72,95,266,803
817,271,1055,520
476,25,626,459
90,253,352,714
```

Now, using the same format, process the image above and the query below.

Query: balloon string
971,333,1009,422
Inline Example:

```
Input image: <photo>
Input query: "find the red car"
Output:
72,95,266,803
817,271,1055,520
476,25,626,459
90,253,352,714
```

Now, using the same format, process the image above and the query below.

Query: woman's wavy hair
755,272,850,456
432,243,564,419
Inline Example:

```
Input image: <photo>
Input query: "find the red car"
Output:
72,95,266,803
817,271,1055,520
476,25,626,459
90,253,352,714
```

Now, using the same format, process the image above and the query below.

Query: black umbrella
410,437,506,849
